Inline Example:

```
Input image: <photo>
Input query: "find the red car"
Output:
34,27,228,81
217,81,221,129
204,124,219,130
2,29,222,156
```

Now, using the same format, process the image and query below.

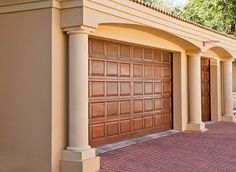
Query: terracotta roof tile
129,0,236,40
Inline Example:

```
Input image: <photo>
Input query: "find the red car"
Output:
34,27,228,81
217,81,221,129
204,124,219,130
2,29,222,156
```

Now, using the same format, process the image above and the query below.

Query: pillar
210,59,222,121
60,27,100,172
186,53,207,132
221,59,235,122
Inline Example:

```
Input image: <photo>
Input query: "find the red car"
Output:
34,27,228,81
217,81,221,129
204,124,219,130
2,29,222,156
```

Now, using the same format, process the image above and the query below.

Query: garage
88,38,173,146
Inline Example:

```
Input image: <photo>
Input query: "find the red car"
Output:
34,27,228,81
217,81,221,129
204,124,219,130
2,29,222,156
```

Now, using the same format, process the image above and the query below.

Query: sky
166,0,189,7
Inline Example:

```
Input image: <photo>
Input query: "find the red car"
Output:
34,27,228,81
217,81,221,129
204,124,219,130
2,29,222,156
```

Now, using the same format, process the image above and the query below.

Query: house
1,0,236,172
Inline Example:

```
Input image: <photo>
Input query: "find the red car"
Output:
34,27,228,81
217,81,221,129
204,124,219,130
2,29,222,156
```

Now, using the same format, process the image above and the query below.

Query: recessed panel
163,82,171,94
154,83,162,94
163,113,170,124
163,98,171,109
107,102,118,116
133,82,143,95
107,122,119,136
91,39,104,55
91,124,105,139
120,45,130,57
90,102,105,118
144,82,153,95
120,101,131,115
120,120,131,133
154,115,162,126
154,66,162,78
133,100,143,113
154,99,162,110
90,81,105,97
133,64,143,77
163,67,171,78
107,62,118,76
144,99,153,112
133,47,143,59
120,82,131,96
133,118,143,130
154,50,162,62
120,63,130,77
107,42,118,57
144,48,153,60
144,116,153,128
107,82,118,96
162,52,171,63
91,60,105,76
144,65,153,78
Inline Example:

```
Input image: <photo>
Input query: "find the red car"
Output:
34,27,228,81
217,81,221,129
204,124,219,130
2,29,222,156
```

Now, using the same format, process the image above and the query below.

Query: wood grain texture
89,38,172,146
201,58,211,122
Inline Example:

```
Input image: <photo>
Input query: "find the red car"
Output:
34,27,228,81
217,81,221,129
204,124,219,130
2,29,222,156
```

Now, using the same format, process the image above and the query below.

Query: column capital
186,49,204,57
63,25,96,35
221,57,234,62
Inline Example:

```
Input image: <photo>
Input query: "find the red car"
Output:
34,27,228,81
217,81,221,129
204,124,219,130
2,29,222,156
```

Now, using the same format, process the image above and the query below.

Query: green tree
180,0,236,35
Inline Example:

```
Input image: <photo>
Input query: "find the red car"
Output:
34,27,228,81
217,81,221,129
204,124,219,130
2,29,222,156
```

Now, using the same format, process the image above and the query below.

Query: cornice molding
0,0,60,14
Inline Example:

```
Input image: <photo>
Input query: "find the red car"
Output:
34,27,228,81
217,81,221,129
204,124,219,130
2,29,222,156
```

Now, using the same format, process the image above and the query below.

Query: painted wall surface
51,8,67,172
233,65,236,92
0,9,52,172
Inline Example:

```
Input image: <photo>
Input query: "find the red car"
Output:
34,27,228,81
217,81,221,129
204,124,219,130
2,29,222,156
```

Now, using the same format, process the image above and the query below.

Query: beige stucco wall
51,8,67,172
233,65,236,92
0,7,67,172
0,9,52,172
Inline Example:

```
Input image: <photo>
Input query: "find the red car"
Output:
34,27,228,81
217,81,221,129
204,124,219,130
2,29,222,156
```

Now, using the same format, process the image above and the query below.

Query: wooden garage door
201,58,211,122
88,38,172,146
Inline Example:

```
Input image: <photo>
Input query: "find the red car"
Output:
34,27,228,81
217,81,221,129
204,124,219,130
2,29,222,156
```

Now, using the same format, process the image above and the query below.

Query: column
61,28,100,172
210,59,222,121
186,53,207,132
221,59,235,122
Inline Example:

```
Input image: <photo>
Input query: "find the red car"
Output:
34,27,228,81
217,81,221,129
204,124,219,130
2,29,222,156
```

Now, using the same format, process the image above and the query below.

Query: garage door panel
106,122,119,136
90,39,105,56
144,48,154,60
133,64,143,77
120,44,131,58
106,62,118,76
144,82,153,95
89,38,172,146
133,46,143,59
90,60,105,76
106,42,119,58
120,62,131,77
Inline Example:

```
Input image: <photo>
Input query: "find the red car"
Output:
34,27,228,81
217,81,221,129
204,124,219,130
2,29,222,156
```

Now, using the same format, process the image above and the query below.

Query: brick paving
99,122,236,172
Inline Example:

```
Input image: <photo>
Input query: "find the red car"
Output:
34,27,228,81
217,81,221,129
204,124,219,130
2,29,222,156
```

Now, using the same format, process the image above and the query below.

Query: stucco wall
51,8,67,172
0,9,52,172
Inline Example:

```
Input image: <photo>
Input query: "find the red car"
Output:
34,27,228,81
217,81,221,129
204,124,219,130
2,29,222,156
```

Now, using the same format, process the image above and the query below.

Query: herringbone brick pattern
100,122,236,172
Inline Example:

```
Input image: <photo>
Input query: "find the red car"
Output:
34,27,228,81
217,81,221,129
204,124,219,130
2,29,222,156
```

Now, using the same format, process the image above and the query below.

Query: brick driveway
99,122,236,172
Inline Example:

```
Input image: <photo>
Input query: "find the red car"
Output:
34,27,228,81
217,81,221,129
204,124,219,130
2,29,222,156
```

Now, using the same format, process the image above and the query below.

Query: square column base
186,122,207,132
221,115,236,122
61,149,100,172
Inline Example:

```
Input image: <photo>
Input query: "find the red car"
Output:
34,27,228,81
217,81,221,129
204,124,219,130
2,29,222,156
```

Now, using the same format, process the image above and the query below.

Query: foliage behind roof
129,0,236,40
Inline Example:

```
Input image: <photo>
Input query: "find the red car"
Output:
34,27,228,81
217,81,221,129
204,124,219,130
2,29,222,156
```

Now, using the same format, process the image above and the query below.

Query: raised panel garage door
88,38,173,146
201,58,211,122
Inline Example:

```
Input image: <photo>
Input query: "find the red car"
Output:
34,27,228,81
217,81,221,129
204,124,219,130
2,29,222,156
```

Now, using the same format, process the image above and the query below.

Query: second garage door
88,38,173,146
